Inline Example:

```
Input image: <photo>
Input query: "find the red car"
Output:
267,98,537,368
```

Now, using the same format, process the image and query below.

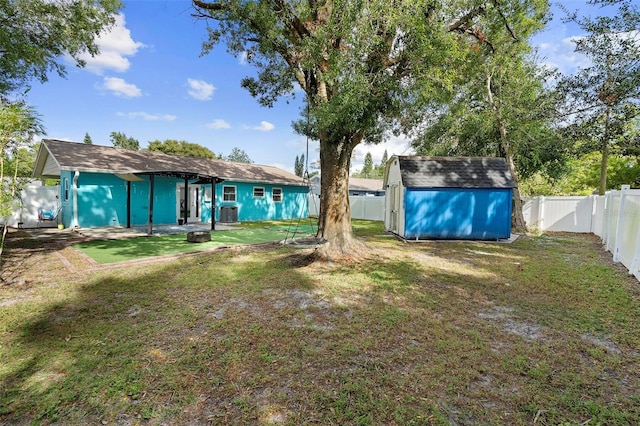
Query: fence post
613,185,630,263
538,196,545,231
629,226,640,278
602,192,611,245
589,195,596,234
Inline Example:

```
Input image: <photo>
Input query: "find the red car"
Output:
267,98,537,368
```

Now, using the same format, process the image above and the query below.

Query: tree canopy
411,0,553,230
0,101,44,260
557,0,640,194
294,154,305,177
110,132,139,150
220,147,253,163
0,0,121,95
147,139,216,159
352,150,387,179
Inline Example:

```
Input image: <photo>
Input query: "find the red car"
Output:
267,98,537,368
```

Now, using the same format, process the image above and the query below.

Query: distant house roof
395,156,516,189
308,175,384,194
33,139,306,186
349,177,384,191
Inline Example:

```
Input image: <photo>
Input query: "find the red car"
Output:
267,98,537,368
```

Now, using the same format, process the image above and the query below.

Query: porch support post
183,177,189,225
211,177,216,231
126,181,131,229
147,174,155,235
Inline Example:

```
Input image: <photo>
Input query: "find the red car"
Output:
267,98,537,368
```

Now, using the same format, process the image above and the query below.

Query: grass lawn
1,221,640,425
74,222,318,264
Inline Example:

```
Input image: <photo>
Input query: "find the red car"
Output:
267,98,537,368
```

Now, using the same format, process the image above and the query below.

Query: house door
177,184,201,223
389,184,399,233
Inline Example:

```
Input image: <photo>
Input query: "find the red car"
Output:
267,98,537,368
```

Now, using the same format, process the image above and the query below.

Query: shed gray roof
397,156,516,189
34,139,306,186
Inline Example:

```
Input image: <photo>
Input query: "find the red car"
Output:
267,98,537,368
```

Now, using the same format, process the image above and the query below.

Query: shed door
389,184,399,233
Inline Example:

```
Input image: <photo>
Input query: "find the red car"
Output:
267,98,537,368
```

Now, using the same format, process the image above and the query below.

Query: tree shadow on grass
3,237,640,425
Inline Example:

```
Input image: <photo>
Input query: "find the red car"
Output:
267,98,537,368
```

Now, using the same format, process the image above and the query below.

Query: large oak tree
192,0,500,259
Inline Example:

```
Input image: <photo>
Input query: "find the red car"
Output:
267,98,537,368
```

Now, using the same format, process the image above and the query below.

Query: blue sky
27,0,594,174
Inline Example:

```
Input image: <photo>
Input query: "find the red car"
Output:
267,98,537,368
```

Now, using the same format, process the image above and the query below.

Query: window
63,178,69,201
272,188,282,203
223,186,236,202
253,187,265,198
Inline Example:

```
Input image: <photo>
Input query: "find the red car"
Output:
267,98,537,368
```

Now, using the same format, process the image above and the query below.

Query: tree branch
491,0,519,42
193,0,226,12
448,6,485,33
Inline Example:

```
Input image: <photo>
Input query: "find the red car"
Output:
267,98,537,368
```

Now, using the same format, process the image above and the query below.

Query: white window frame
63,178,70,201
253,186,265,198
272,187,283,203
223,185,236,202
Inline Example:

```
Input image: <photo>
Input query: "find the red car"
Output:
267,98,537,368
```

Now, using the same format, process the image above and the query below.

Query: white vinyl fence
2,181,60,228
524,187,640,282
307,194,384,221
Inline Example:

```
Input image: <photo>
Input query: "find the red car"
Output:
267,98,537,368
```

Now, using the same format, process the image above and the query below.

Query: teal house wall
58,171,308,228
213,182,308,222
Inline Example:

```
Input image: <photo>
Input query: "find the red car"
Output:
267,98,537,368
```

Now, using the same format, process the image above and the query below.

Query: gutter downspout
72,171,80,228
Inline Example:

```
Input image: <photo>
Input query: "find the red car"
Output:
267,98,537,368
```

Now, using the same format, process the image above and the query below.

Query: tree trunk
315,133,367,261
505,152,527,232
486,70,527,233
598,107,611,196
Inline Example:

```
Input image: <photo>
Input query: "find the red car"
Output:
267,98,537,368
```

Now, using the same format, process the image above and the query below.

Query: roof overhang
32,142,61,179
135,170,219,181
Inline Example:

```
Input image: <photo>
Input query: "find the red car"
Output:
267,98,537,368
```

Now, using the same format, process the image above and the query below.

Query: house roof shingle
34,139,306,186
397,156,516,189
348,177,384,191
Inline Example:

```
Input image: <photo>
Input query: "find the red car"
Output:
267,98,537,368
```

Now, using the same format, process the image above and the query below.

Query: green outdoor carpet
75,227,312,264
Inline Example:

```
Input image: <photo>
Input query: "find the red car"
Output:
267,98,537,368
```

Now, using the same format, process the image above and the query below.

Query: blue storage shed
383,156,515,240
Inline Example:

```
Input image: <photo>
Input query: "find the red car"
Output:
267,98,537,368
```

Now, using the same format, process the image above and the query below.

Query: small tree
83,132,93,144
381,150,388,166
294,153,305,177
1,101,44,263
558,0,640,195
222,147,253,163
110,132,140,150
361,153,374,178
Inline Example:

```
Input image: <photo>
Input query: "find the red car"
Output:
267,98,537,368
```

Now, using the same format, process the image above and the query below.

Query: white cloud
117,112,176,121
102,77,141,98
251,121,275,132
206,119,231,129
80,14,145,74
187,79,216,101
534,33,591,75
239,51,248,65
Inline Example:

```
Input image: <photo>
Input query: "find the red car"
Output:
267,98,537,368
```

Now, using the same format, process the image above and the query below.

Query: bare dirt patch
2,229,640,425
